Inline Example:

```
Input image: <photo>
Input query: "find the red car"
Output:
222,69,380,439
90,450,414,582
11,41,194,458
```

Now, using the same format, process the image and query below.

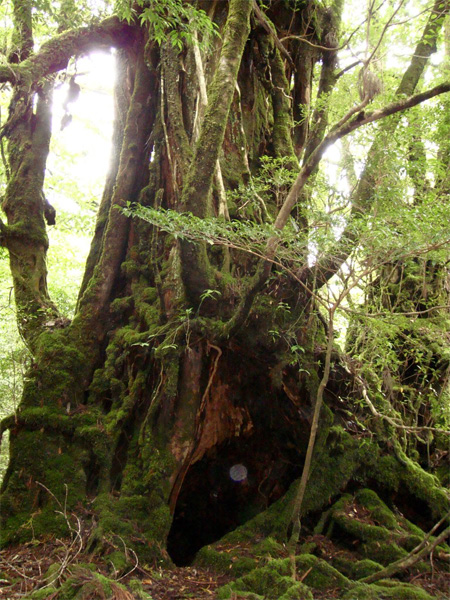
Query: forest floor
1,534,449,600
0,536,232,599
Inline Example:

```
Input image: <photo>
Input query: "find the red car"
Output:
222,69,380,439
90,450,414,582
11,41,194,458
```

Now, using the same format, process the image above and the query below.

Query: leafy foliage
115,0,218,49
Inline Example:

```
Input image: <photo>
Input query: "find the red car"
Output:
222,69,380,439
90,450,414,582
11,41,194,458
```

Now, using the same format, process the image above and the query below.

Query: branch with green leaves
275,81,450,235
222,81,449,338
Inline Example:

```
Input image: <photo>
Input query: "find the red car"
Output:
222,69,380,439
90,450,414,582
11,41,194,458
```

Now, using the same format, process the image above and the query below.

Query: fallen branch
362,513,450,584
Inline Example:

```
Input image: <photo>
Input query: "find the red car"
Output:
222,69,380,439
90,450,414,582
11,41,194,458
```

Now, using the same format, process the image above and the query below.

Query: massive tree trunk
0,0,449,596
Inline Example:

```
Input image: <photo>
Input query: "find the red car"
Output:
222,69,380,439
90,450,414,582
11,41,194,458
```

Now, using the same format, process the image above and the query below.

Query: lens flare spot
229,464,247,482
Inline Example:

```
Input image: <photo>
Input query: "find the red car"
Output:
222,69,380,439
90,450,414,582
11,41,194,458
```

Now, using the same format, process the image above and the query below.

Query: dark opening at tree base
167,435,301,566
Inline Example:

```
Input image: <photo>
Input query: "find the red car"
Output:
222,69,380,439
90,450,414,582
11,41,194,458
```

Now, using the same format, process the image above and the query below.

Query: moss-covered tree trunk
0,1,449,595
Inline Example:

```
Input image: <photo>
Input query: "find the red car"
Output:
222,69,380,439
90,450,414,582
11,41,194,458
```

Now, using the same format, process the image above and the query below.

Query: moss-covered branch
302,0,343,163
0,0,60,350
0,17,134,87
252,0,295,70
161,43,193,180
9,0,33,64
269,46,297,167
361,516,450,584
223,82,449,339
274,82,450,234
2,78,59,350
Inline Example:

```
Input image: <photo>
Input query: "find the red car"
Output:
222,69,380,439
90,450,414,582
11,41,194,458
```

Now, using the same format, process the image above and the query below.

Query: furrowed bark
161,42,193,187
192,32,229,220
269,46,297,167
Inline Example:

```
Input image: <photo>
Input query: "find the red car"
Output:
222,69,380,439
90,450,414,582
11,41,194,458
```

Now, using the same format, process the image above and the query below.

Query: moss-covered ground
1,481,448,600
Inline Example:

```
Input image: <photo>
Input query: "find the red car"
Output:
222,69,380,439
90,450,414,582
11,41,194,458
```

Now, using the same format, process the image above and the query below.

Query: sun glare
47,50,116,213
45,51,116,309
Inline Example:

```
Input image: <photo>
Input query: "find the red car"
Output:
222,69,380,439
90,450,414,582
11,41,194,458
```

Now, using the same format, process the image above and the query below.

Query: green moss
32,566,148,600
386,585,435,599
92,487,172,564
294,555,350,589
362,541,408,564
253,536,284,558
370,442,449,521
195,546,234,570
269,46,297,165
233,557,259,577
218,589,264,600
350,559,384,580
195,545,257,576
107,550,129,573
302,432,371,517
354,489,399,529
332,509,392,543
62,569,114,599
14,407,73,432
21,330,87,410
128,578,154,599
332,557,384,580
219,556,346,599
110,295,133,315
343,582,434,600
329,488,433,567
279,583,313,600
399,453,449,519
342,583,392,599
225,565,303,598
0,423,87,544
27,587,58,599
